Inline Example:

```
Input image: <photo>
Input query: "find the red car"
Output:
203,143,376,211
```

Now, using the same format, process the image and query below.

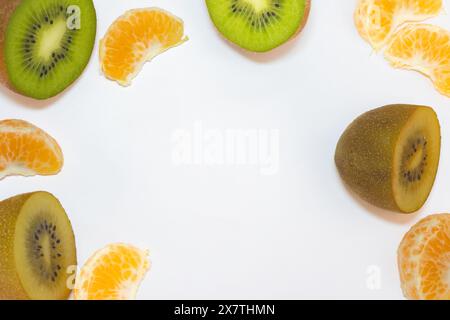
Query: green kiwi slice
205,0,310,52
0,192,76,300
1,0,96,99
335,104,441,213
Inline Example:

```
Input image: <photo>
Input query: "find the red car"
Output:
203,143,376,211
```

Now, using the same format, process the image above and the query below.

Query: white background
1,0,450,300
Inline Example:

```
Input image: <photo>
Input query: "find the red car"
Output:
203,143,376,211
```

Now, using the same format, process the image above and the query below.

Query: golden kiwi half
0,192,76,300
335,104,441,213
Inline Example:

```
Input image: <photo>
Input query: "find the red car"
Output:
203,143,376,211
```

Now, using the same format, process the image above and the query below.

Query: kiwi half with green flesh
0,0,96,100
205,0,310,52
0,192,76,300
335,104,441,213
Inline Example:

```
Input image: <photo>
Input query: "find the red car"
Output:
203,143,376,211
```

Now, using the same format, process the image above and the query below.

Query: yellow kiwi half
335,104,441,213
0,192,76,300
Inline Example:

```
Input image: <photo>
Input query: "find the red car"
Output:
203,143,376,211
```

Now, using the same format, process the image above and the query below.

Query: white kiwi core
37,18,67,61
242,0,270,13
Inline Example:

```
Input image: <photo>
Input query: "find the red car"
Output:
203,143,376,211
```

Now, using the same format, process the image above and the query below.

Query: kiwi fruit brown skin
0,0,20,89
0,191,30,299
206,0,311,53
0,0,97,100
335,104,441,213
0,192,76,300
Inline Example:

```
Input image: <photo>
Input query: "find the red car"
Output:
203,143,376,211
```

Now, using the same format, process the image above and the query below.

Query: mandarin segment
385,24,450,97
354,0,442,51
100,8,187,86
0,119,63,179
398,214,450,300
73,243,150,300
355,0,396,49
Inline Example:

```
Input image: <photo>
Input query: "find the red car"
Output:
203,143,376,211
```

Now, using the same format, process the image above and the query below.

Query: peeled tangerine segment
385,24,450,97
74,243,150,300
354,0,442,51
0,119,63,180
0,119,63,179
398,214,449,300
335,104,440,213
99,8,188,86
0,192,76,300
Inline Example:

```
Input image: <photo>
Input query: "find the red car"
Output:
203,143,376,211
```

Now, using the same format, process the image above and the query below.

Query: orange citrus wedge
99,8,188,86
398,214,449,300
0,119,63,179
354,0,442,51
73,243,150,300
385,24,450,97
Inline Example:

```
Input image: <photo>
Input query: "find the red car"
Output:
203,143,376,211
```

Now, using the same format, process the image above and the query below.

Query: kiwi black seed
0,0,97,100
401,137,428,183
206,0,310,52
29,218,64,282
0,192,76,300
